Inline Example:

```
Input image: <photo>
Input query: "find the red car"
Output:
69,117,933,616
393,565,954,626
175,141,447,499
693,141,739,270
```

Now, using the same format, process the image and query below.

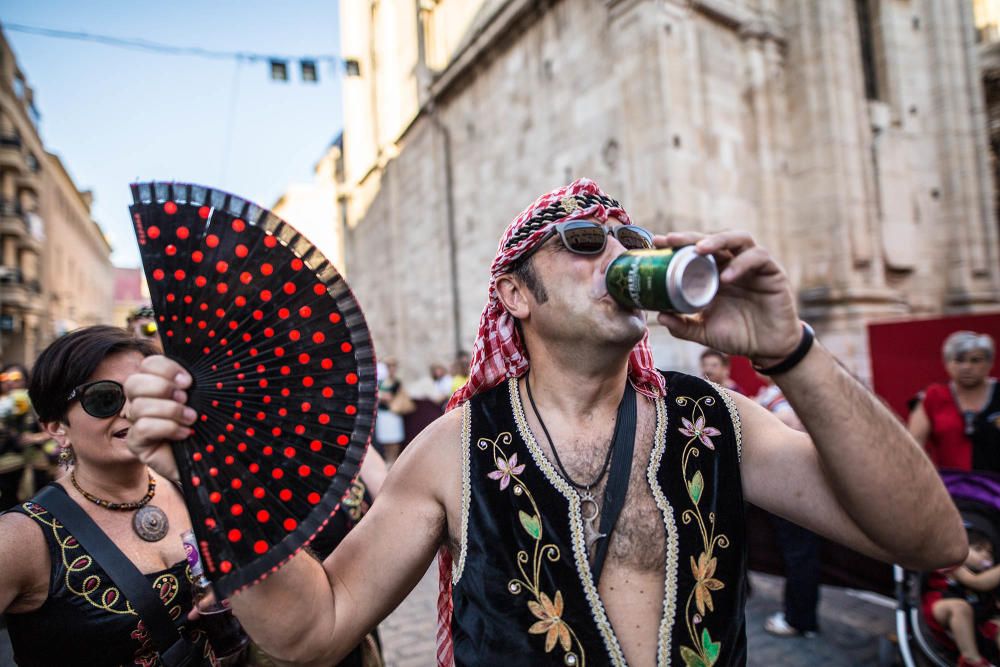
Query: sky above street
1,1,343,267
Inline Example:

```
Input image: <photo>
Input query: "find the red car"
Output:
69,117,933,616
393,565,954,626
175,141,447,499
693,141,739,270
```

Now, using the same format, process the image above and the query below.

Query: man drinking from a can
125,178,966,666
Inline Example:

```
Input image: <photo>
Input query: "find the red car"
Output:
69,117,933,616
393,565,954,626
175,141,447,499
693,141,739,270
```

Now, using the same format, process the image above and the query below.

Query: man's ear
496,273,531,321
42,420,69,448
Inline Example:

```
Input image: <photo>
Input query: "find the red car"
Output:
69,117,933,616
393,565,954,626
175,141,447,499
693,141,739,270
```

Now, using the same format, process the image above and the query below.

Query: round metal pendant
133,504,170,542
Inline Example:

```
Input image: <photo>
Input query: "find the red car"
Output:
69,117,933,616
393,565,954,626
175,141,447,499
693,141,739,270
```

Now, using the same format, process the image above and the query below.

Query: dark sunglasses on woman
66,380,126,419
531,220,655,257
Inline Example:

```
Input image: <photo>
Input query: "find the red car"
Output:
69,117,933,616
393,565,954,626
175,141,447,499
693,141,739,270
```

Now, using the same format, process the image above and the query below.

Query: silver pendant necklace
525,375,617,551
578,488,607,551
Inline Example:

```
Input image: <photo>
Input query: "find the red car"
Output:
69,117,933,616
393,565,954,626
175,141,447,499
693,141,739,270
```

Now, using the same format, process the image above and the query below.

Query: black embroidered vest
4,498,218,666
448,373,747,666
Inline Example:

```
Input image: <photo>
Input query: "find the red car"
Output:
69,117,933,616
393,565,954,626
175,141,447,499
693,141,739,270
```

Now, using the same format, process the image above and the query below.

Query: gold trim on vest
647,396,681,664
709,381,743,463
453,402,473,584
510,377,632,666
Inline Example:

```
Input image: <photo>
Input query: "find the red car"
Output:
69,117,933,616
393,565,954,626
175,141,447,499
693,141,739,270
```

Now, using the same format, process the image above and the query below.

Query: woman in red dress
909,331,999,472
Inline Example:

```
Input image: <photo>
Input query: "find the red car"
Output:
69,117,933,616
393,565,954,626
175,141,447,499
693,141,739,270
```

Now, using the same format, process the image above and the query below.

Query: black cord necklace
524,373,623,549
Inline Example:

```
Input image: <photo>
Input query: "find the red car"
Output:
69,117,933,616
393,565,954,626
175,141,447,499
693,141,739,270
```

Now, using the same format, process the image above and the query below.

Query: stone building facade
0,28,113,364
337,0,1000,382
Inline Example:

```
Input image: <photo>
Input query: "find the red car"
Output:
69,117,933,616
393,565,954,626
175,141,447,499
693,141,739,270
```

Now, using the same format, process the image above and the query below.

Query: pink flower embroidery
679,416,721,450
488,453,526,490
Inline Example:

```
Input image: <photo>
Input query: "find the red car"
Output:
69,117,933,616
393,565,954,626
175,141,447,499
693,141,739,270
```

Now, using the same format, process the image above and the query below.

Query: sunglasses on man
67,380,127,419
529,220,655,257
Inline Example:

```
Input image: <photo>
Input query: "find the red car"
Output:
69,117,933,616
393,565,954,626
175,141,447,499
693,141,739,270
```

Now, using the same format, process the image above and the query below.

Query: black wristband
753,322,815,376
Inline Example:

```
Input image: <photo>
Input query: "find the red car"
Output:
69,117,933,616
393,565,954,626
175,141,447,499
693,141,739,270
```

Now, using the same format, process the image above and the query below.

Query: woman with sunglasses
0,326,219,666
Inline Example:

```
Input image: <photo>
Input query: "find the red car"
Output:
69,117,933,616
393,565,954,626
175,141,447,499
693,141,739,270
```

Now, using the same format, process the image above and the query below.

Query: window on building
855,0,881,101
338,196,349,230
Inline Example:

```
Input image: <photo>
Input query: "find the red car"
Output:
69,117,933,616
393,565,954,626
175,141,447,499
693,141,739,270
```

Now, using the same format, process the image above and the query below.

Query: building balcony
16,169,39,195
0,132,23,172
17,231,41,253
0,200,28,237
0,269,41,313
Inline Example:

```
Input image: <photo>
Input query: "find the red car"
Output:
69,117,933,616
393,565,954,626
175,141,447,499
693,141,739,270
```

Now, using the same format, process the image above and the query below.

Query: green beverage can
605,246,719,313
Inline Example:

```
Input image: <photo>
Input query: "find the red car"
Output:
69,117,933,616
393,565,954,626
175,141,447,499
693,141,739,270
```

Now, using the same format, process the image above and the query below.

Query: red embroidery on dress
130,620,158,666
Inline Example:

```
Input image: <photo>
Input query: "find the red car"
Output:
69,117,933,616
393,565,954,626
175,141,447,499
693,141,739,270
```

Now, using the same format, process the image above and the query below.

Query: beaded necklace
70,470,169,541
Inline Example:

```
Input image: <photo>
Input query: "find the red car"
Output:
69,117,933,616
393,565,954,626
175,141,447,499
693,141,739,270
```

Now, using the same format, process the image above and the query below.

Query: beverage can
605,246,719,313
181,529,206,578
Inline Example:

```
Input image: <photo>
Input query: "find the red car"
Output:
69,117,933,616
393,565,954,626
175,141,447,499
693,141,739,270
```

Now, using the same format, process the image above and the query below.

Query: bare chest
548,417,666,574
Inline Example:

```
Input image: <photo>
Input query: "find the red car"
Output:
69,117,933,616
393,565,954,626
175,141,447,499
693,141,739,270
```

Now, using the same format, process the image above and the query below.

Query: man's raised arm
734,346,966,571
125,356,458,665
656,231,966,571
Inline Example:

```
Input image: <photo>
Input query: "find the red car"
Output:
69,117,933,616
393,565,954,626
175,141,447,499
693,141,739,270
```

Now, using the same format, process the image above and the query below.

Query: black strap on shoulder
592,382,637,584
34,484,196,667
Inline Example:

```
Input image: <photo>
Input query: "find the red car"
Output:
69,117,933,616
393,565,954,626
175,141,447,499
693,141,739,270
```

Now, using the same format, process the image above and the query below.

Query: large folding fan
129,182,377,598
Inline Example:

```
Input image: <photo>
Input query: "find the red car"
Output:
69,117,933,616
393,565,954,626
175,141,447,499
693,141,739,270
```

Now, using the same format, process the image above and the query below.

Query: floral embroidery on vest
478,431,586,666
675,394,730,667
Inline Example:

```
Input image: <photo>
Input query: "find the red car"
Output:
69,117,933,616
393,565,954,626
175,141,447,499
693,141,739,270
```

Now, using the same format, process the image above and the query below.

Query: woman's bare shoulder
0,507,52,613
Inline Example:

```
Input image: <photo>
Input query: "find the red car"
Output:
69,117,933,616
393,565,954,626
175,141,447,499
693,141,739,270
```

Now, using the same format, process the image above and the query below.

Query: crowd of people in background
373,351,471,467
0,363,56,513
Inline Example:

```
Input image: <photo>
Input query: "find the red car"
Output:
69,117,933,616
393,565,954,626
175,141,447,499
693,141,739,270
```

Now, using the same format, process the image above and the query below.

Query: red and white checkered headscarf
445,178,666,411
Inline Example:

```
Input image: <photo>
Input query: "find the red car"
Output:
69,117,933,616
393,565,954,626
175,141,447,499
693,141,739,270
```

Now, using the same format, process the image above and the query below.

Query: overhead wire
1,22,343,65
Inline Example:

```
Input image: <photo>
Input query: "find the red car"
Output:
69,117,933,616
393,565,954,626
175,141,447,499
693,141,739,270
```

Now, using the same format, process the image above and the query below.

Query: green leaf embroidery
689,471,704,504
702,628,720,665
519,510,541,540
680,646,708,667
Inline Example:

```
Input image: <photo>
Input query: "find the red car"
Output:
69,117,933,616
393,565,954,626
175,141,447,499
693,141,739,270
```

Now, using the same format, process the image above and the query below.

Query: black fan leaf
129,182,377,598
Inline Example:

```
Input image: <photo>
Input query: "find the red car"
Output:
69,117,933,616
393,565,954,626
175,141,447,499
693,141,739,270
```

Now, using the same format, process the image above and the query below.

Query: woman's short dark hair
29,325,158,423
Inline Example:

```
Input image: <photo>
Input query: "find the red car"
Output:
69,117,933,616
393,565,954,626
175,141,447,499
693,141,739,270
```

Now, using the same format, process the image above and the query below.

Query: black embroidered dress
4,496,217,667
444,372,747,666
